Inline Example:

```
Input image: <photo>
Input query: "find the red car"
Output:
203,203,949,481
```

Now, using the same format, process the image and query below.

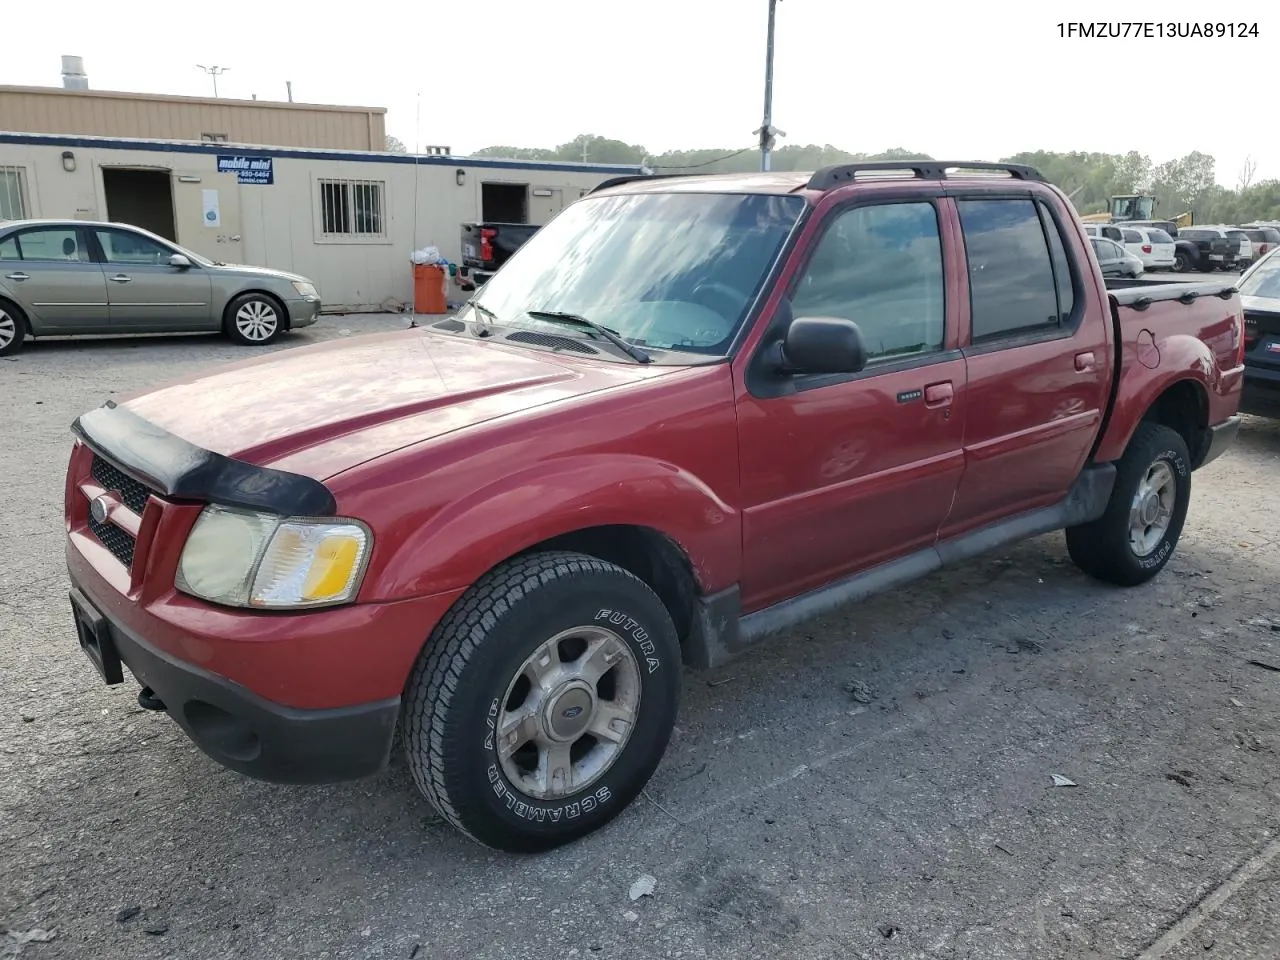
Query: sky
3,0,1275,187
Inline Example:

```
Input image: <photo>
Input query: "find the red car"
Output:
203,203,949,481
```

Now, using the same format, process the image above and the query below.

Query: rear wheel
403,551,681,852
1065,423,1191,586
224,293,284,346
1172,251,1192,273
0,299,27,356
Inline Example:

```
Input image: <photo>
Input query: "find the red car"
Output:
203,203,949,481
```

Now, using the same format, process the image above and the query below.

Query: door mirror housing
168,254,192,269
776,316,868,375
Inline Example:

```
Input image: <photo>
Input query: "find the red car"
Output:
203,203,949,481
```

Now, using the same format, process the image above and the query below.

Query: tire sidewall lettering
594,607,662,674
484,761,613,823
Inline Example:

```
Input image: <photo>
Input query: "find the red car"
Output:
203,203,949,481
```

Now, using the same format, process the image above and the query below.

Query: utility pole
754,0,784,172
196,65,229,98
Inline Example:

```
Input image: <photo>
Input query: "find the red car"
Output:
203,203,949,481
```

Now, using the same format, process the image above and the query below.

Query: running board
683,463,1116,670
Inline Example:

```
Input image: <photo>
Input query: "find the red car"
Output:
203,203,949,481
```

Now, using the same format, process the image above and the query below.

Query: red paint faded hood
119,329,672,481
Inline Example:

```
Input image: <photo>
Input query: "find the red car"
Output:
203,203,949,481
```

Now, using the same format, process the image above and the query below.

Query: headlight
176,504,371,610
292,280,318,298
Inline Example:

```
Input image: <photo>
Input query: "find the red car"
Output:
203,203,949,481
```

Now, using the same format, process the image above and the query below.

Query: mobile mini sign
216,155,274,185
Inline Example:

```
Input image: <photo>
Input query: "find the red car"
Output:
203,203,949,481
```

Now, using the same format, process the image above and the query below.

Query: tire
1172,251,1192,273
403,551,681,852
1065,422,1191,587
224,292,285,346
0,299,27,357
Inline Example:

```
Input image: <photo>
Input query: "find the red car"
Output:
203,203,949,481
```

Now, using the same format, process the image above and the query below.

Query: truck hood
1241,294,1280,314
210,262,309,284
118,330,672,481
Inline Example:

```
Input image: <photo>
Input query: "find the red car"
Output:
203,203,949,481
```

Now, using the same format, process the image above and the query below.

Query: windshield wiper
468,300,499,336
525,310,652,364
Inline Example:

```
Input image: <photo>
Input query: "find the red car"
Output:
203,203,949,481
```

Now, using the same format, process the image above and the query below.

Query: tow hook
137,686,165,711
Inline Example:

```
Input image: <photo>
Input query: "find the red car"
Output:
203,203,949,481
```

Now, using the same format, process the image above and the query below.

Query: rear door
735,196,968,609
939,194,1110,539
91,227,213,332
0,225,109,333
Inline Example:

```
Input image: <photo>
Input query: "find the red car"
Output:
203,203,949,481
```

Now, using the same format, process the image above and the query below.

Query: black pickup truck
1177,228,1246,272
459,222,541,289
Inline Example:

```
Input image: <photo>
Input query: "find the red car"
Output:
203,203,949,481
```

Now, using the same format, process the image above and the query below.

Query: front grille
506,331,599,355
90,455,152,515
88,515,136,568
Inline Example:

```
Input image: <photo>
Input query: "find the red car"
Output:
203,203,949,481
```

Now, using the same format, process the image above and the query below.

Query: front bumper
70,580,399,784
286,296,321,329
66,536,464,784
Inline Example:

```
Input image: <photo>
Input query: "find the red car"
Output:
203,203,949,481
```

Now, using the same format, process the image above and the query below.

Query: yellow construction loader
1080,194,1193,228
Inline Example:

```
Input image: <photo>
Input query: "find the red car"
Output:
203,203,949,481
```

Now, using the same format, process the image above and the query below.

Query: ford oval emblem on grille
561,705,584,719
89,495,110,524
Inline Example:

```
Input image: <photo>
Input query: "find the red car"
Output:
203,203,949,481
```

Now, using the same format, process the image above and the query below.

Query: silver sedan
0,219,321,356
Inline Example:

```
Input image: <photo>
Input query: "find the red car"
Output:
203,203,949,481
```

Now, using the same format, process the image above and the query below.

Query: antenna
196,64,229,97
286,80,294,103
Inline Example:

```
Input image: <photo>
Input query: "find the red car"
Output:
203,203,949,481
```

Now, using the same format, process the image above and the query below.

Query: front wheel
403,551,681,852
1065,423,1191,586
1172,252,1192,273
0,300,27,356
224,293,284,346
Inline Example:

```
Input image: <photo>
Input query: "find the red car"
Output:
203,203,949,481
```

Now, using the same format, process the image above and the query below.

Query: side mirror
776,316,867,375
168,254,192,269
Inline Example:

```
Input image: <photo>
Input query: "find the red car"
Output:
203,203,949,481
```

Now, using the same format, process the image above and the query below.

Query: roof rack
588,173,693,195
806,161,1045,191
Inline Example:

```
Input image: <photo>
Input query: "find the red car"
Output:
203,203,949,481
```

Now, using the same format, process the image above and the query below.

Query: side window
1037,202,1075,320
1123,229,1142,243
13,227,85,262
957,198,1061,342
0,236,19,260
95,229,173,265
790,202,945,364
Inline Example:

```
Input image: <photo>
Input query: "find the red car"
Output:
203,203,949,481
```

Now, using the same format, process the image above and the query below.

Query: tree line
463,134,1278,224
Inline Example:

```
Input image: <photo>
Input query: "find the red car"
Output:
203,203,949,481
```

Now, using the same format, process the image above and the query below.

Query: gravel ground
2,311,1279,960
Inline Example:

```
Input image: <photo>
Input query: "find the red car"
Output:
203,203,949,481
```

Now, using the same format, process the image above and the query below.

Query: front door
0,225,109,333
735,199,968,611
940,196,1111,538
90,226,213,332
171,171,244,263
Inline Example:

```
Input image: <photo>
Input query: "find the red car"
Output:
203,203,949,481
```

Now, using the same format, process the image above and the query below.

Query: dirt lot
2,315,1279,960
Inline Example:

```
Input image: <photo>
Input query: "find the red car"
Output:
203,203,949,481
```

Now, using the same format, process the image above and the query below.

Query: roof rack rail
588,172,695,195
806,161,1045,191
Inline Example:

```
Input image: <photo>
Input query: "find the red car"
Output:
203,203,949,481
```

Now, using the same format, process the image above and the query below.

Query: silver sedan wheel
234,299,279,342
496,625,642,801
0,307,17,351
1129,460,1175,556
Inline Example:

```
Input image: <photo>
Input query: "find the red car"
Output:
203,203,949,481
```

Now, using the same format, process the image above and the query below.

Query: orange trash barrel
413,263,448,314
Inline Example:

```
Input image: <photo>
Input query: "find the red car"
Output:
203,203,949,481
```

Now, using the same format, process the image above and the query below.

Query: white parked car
1118,225,1177,271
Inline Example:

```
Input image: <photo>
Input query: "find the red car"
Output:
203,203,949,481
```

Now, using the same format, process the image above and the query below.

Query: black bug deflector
71,401,338,517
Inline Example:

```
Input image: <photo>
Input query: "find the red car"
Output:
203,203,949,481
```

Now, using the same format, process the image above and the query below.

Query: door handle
1074,351,1095,371
924,381,954,407
5,272,29,281
230,235,242,242
108,275,133,283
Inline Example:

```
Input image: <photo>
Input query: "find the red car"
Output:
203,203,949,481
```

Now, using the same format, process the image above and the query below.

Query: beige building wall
0,86,387,151
0,136,642,312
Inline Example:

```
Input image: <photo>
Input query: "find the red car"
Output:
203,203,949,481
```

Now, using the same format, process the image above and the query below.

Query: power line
646,146,758,171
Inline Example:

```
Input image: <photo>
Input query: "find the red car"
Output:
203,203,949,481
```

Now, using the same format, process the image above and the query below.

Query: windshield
464,191,806,359
1240,254,1280,300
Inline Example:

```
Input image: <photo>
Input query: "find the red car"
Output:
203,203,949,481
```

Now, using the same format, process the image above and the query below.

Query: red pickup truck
64,162,1245,852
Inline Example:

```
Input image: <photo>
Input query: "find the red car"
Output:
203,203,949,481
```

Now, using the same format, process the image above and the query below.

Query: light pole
196,65,230,98
754,0,784,172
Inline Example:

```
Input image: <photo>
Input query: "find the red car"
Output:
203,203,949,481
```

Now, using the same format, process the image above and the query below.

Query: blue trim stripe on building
0,132,648,176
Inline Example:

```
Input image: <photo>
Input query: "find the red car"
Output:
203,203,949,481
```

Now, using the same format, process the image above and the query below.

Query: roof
0,132,648,176
0,84,385,115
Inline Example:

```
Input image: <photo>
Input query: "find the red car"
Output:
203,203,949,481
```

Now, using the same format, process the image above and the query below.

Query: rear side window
790,201,945,364
1148,229,1174,243
1122,229,1143,242
958,198,1064,342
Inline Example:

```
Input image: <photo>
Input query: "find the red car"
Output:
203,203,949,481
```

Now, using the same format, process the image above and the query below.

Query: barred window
0,166,29,221
318,179,385,239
